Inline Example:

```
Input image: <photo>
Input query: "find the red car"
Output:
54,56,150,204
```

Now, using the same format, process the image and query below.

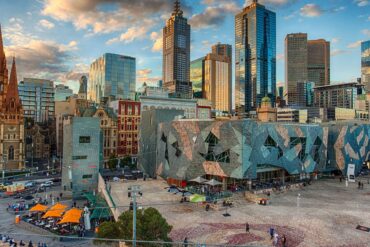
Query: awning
189,176,208,184
29,204,48,212
90,208,111,220
42,203,68,218
58,208,83,224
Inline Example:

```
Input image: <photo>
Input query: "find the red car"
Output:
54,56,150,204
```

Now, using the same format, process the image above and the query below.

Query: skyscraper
361,40,370,93
235,0,276,115
88,53,136,104
190,57,204,98
55,84,73,101
285,33,308,106
307,39,330,87
18,78,55,123
163,0,192,99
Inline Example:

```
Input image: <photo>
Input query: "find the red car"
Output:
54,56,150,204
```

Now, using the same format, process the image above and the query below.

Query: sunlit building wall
361,40,370,93
308,39,330,87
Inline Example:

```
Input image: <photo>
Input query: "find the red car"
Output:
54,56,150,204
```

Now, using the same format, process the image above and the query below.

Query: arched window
8,146,14,160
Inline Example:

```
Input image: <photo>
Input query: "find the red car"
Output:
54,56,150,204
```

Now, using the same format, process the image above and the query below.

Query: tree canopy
96,207,172,246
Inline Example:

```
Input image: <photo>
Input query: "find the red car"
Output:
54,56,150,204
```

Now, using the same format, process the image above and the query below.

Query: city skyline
0,0,369,93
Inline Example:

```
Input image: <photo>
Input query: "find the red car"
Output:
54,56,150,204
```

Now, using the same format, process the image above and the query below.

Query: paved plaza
110,178,370,246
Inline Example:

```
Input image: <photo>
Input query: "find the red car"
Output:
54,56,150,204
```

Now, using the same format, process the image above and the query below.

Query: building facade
162,0,192,99
308,39,330,87
78,75,88,99
116,100,140,159
297,81,315,107
235,0,276,114
285,33,308,105
361,40,370,93
88,53,136,104
55,84,73,102
18,78,55,123
257,96,277,122
0,57,25,170
62,117,102,198
314,82,364,109
277,108,307,123
190,57,204,98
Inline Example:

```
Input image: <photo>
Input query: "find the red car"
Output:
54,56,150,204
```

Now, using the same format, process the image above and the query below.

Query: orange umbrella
42,203,68,218
29,204,48,212
58,208,83,224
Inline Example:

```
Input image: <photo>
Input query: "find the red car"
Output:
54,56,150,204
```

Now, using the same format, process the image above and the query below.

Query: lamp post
128,185,141,247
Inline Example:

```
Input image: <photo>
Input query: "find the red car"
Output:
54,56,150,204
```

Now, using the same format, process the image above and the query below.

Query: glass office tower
235,0,276,115
18,78,55,123
190,57,204,98
361,40,370,92
88,53,136,103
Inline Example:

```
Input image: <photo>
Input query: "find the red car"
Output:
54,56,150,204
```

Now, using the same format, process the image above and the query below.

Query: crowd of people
1,234,49,247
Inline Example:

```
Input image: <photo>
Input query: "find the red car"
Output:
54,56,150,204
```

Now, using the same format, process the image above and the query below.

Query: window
72,155,87,160
82,174,93,179
79,136,91,143
8,146,14,160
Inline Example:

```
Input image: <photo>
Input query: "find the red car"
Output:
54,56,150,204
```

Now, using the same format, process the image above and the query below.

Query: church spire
4,57,21,111
0,24,4,56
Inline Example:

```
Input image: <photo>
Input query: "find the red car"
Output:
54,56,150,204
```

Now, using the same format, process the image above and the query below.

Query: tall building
61,117,102,198
307,39,330,87
55,84,73,101
78,75,88,99
361,40,370,93
18,78,55,123
162,0,192,99
204,44,232,113
0,58,25,170
190,57,204,98
297,81,315,107
235,0,276,115
88,53,136,104
285,33,308,106
0,25,8,110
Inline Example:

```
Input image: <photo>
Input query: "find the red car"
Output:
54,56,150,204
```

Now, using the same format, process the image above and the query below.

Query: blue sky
0,0,369,92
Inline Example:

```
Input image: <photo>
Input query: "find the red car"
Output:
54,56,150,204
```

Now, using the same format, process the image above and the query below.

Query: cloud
136,68,160,85
63,63,89,81
106,25,150,45
300,4,323,17
245,0,298,7
190,2,238,29
38,19,55,29
354,0,369,7
331,49,349,56
362,29,370,37
150,31,163,52
347,40,363,49
331,38,340,43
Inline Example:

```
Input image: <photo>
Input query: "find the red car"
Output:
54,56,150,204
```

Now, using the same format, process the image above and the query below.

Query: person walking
269,227,275,240
246,222,250,233
28,240,33,247
281,234,287,247
183,237,188,247
273,232,279,246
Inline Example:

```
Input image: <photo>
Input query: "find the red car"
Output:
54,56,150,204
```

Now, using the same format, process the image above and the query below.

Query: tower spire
173,0,183,16
0,24,4,55
5,57,20,103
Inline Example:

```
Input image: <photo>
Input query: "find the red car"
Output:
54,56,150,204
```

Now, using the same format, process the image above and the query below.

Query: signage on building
347,164,355,182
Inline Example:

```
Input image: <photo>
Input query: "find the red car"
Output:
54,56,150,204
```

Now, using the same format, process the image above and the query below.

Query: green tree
97,207,172,246
108,154,118,170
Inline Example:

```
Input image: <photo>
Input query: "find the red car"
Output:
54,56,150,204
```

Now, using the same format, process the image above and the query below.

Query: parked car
40,181,54,187
25,181,36,188
51,177,61,183
22,195,34,200
113,177,120,182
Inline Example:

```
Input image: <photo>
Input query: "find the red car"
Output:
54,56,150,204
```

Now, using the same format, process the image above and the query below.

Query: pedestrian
37,242,41,247
19,240,25,246
73,201,76,207
28,240,33,247
281,234,287,247
358,181,361,189
361,182,364,189
59,192,63,199
273,232,279,246
246,222,250,233
269,227,274,240
339,176,342,182
183,237,188,247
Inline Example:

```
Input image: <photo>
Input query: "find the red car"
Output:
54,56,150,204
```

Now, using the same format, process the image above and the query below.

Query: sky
0,0,369,93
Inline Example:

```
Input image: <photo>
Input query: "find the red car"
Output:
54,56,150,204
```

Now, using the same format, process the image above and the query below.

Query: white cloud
331,49,349,56
245,0,298,7
38,19,55,29
136,68,160,85
300,4,323,17
354,0,369,7
347,40,363,49
362,29,370,37
150,31,163,52
106,25,150,45
331,38,340,43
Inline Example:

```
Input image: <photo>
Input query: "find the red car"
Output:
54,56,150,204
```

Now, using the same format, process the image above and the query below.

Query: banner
347,164,355,182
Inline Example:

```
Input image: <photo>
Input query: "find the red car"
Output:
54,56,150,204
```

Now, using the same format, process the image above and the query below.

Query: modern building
308,39,330,87
285,33,308,105
88,53,136,104
297,81,315,107
162,0,192,99
0,57,25,170
190,57,204,98
361,40,370,92
62,117,102,198
314,82,365,109
18,78,55,123
152,120,370,183
235,0,276,115
277,108,307,123
55,84,73,101
257,96,277,122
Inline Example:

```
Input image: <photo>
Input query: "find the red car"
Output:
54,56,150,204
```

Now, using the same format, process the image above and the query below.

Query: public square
109,177,370,247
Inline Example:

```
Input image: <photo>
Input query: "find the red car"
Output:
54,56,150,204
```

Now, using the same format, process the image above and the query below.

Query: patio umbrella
189,176,208,183
29,204,48,212
189,194,206,203
204,179,222,186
